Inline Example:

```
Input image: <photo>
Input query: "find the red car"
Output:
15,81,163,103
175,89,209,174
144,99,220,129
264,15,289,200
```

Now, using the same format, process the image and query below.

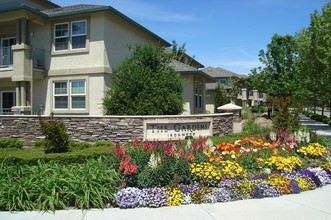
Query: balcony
0,46,45,69
0,46,13,68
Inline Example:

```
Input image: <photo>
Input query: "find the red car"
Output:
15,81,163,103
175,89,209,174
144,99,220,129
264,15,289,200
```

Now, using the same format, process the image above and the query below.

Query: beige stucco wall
205,90,215,114
182,75,193,115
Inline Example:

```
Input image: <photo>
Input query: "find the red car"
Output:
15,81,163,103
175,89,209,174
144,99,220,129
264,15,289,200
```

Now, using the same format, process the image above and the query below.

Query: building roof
0,1,171,47
202,67,241,78
41,4,108,16
172,60,216,83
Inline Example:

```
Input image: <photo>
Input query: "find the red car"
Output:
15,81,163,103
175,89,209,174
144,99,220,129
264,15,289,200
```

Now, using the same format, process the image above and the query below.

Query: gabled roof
172,60,216,83
0,2,170,47
42,4,108,16
202,67,240,78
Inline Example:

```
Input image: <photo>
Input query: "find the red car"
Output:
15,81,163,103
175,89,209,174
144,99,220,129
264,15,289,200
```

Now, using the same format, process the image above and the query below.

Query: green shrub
0,145,114,166
39,113,69,154
102,43,184,115
69,141,92,151
0,158,121,211
32,139,45,148
251,105,259,113
0,138,23,149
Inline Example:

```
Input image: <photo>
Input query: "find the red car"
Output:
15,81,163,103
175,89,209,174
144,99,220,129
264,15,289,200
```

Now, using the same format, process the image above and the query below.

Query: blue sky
52,0,329,74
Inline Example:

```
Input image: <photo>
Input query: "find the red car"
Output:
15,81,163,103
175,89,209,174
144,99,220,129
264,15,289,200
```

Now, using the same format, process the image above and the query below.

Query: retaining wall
0,113,234,146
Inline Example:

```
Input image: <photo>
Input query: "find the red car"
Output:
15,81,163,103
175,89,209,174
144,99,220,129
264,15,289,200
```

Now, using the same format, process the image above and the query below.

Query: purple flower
213,188,232,202
140,187,167,208
289,180,301,194
219,179,239,188
251,174,269,181
252,182,281,198
309,167,331,185
179,184,201,195
115,187,142,209
299,169,322,187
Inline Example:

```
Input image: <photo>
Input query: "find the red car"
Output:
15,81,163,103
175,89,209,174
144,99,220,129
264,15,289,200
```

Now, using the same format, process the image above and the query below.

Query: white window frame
53,81,69,110
71,20,87,50
54,22,69,51
53,80,86,110
53,20,87,52
70,80,86,109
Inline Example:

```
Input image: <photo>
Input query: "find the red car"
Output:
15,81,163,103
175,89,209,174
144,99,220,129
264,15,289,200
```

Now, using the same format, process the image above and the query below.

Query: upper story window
54,20,87,51
219,79,228,85
194,81,203,109
0,37,16,67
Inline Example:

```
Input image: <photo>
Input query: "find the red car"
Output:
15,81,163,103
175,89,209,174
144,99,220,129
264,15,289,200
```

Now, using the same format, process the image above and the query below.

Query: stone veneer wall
0,113,234,146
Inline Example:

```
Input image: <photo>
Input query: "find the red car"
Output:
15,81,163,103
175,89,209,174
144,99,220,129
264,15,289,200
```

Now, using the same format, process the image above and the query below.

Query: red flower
178,147,185,157
187,152,195,162
119,156,138,175
115,143,126,158
133,138,139,149
121,182,127,188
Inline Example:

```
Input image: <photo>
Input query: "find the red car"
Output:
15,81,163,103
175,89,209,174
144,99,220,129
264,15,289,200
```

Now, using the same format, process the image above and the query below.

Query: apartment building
203,67,267,113
0,0,214,115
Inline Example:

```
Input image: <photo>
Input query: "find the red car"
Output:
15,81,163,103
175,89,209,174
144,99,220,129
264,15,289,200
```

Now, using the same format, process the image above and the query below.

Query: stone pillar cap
217,103,242,112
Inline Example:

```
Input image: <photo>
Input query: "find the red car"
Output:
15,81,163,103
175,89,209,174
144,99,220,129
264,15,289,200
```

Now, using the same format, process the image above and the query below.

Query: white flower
231,155,236,159
148,153,161,169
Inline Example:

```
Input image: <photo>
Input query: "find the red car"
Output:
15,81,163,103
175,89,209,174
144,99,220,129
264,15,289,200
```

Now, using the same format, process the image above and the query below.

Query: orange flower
209,157,215,162
215,157,221,163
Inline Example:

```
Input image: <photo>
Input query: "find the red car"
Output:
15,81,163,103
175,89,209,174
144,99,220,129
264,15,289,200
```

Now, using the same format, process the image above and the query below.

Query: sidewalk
1,185,331,220
299,114,331,140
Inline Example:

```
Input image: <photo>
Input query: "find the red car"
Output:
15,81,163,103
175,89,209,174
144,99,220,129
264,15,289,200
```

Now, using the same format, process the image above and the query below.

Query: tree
214,83,229,112
296,2,331,117
103,43,184,115
227,76,246,103
248,34,300,130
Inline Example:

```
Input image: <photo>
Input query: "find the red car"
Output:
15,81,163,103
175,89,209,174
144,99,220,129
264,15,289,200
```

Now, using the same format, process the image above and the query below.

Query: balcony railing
33,48,45,68
0,46,45,69
0,108,14,115
0,46,13,68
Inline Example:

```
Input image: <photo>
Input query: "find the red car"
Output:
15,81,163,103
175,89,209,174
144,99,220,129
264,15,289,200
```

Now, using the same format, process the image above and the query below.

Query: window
0,37,16,67
220,79,228,85
194,81,203,109
53,80,86,110
54,20,86,51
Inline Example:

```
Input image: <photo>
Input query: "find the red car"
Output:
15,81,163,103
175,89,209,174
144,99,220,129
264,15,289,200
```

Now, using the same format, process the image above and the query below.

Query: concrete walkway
1,185,331,220
299,114,331,140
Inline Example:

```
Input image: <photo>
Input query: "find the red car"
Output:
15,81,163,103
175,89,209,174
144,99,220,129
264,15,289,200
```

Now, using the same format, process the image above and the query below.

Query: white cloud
108,0,202,23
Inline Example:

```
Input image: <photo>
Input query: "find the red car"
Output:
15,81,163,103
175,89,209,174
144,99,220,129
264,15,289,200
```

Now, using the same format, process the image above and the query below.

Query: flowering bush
297,143,328,158
115,187,142,209
212,188,232,202
251,181,281,198
190,162,222,186
166,188,184,206
140,187,168,207
264,156,302,171
220,160,247,179
111,130,331,210
267,174,293,194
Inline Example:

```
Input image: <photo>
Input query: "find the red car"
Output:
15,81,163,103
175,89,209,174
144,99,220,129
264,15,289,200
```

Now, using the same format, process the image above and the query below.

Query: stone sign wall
0,113,234,146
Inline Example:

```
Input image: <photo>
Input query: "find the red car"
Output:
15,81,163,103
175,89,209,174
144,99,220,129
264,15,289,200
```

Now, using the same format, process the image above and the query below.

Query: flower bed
111,130,331,209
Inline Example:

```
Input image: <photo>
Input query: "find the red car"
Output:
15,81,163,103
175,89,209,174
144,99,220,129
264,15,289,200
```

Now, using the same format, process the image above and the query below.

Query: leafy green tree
248,34,300,130
103,43,184,115
214,83,229,112
296,2,331,117
227,76,246,103
171,40,195,66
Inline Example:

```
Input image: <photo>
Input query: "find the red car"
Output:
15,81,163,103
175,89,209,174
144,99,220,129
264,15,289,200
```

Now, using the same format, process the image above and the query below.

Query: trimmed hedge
0,138,23,149
0,142,115,165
